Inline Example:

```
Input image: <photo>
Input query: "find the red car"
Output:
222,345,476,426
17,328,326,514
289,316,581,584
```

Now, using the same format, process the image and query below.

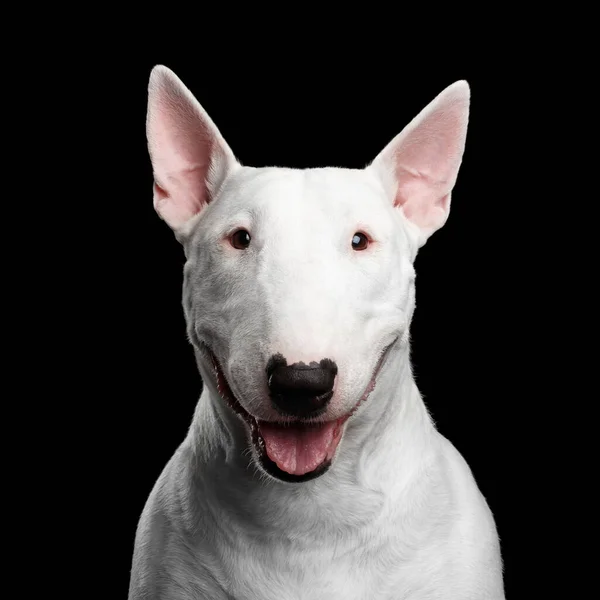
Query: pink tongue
259,420,341,476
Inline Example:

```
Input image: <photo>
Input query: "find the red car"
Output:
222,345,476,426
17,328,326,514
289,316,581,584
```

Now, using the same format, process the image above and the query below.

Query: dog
128,65,505,600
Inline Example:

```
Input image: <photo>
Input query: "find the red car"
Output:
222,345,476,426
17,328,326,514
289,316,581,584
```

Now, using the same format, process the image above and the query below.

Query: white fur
128,66,505,599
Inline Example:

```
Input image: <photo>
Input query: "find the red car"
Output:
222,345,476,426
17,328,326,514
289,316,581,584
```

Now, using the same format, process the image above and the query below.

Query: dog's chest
171,535,459,600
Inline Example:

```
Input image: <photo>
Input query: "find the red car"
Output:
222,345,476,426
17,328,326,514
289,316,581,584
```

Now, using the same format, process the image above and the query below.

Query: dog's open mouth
204,342,395,483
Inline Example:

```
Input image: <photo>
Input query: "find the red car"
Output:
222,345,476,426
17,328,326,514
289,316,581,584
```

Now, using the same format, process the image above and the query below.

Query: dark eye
230,229,251,249
351,232,369,251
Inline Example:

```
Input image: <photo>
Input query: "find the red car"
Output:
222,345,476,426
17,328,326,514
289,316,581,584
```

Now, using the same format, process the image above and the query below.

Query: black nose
266,354,338,418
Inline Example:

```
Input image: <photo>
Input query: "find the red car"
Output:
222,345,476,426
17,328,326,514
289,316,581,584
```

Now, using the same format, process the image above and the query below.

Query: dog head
146,66,469,483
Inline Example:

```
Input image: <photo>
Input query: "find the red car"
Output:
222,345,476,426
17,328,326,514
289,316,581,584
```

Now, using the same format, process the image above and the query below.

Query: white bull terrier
128,65,505,600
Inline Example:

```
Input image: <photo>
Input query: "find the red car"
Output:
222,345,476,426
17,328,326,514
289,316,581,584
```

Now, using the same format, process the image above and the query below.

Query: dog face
146,66,469,483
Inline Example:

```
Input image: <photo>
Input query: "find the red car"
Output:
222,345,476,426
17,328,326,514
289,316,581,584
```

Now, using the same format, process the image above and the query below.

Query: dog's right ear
146,65,238,232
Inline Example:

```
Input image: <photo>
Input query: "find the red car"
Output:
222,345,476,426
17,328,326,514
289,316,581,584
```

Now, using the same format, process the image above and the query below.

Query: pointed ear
146,65,238,231
370,81,470,247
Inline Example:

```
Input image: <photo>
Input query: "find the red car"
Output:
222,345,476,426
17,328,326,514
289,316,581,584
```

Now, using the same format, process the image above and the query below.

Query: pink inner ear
397,183,450,232
150,97,215,223
380,87,469,236
147,68,233,229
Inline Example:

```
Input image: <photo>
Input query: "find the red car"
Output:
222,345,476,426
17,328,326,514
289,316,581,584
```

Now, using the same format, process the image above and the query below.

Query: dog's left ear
370,81,470,247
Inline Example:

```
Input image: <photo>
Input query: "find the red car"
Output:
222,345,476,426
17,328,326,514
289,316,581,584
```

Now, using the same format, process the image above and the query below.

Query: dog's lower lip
203,339,396,481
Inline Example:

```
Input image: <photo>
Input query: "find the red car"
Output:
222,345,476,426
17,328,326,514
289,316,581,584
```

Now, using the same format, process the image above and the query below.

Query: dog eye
230,229,252,249
351,232,369,251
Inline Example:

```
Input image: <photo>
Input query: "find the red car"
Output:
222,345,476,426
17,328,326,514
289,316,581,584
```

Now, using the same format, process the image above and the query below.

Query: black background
98,53,522,597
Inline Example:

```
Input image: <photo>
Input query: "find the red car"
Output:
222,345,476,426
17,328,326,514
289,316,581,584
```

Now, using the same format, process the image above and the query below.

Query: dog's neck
183,342,438,543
